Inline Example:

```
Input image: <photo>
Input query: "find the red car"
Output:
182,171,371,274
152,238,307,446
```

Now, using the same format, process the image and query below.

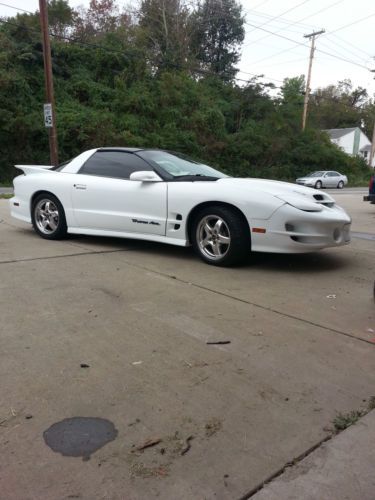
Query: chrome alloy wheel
34,199,59,235
196,215,231,260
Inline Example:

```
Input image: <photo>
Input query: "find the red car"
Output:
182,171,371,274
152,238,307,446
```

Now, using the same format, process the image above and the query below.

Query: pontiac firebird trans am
10,148,352,266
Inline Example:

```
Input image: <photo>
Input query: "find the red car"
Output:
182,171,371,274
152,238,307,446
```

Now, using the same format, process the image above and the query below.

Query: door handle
74,184,87,190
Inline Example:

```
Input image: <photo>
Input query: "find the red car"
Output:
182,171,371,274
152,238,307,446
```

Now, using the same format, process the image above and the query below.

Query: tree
72,0,132,40
138,0,191,71
191,0,245,79
278,76,305,131
48,0,76,38
309,79,369,131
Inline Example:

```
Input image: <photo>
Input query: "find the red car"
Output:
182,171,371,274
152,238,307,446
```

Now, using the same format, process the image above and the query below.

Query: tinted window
79,151,152,179
328,171,339,177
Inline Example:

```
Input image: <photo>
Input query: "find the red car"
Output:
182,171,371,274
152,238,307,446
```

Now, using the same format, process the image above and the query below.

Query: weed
333,410,365,432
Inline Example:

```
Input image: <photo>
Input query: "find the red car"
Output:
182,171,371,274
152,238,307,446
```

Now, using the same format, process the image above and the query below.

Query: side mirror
129,171,162,182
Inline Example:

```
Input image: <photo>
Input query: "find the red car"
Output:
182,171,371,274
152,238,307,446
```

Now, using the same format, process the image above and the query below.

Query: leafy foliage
0,0,372,184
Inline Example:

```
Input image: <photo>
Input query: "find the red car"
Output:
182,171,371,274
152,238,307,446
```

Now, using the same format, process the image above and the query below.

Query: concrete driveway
0,191,374,500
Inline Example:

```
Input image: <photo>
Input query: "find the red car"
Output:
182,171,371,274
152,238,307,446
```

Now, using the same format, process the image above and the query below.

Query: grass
333,410,365,431
0,194,13,199
332,397,375,432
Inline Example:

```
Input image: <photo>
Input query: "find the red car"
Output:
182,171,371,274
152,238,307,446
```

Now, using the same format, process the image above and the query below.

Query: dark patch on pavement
43,417,118,461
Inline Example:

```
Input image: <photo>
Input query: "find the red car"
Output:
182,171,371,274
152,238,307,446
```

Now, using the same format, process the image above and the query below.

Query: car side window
79,151,152,179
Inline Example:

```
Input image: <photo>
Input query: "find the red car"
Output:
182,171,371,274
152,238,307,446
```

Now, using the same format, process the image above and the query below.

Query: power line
252,56,307,69
245,0,313,36
1,2,372,75
318,39,369,65
325,33,373,60
244,20,372,70
243,0,344,49
0,2,34,14
327,11,375,35
243,8,315,31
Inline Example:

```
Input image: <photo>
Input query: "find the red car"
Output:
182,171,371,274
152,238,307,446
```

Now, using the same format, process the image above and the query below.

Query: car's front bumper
296,181,315,187
249,203,351,254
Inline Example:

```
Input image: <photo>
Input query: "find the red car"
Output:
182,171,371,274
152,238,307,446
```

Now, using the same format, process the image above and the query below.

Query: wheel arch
30,190,61,212
186,201,251,245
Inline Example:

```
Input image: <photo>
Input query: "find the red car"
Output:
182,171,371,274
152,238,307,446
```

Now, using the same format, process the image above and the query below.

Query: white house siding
334,130,355,154
326,128,374,167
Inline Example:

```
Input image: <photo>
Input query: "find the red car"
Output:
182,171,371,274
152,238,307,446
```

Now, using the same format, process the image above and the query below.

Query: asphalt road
0,192,374,499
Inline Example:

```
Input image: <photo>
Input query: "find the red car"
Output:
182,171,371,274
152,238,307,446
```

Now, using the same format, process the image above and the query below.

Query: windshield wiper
172,174,219,181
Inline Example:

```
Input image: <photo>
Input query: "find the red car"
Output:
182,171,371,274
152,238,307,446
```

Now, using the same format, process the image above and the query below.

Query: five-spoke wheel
196,215,231,260
32,193,67,239
192,206,250,266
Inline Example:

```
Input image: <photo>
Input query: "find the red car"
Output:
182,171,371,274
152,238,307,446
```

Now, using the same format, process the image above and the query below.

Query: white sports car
10,148,351,266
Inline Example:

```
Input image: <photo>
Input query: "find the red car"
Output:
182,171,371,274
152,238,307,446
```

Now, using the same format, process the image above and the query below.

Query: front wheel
315,180,322,189
337,180,344,189
191,206,250,266
32,193,67,240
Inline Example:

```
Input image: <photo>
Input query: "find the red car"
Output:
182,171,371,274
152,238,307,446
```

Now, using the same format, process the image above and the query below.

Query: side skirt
67,227,190,247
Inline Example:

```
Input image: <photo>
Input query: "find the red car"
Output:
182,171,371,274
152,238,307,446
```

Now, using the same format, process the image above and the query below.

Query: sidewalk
251,410,375,500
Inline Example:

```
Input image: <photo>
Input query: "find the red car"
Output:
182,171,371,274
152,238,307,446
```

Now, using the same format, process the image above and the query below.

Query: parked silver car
296,171,348,189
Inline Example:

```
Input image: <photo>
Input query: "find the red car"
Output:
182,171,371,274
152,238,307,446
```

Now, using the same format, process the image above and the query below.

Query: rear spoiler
15,165,54,175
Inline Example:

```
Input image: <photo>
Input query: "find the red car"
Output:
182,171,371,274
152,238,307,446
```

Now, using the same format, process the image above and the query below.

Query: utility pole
39,0,58,166
302,29,325,131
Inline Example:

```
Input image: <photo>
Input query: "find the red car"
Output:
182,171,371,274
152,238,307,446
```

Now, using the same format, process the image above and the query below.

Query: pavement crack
0,249,129,265
238,435,332,499
1,247,373,346
111,258,375,347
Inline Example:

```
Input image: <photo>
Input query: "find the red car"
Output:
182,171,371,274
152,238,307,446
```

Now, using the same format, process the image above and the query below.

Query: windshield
307,171,325,177
138,151,227,179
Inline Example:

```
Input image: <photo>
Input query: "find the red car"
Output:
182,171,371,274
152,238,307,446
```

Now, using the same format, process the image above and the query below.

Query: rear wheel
337,180,344,189
32,193,67,240
315,180,322,189
191,206,250,266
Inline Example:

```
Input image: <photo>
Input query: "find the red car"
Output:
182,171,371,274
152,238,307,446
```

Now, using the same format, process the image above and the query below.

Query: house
324,127,374,167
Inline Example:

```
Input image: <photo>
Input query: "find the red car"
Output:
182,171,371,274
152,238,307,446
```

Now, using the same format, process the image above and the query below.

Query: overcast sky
1,0,374,95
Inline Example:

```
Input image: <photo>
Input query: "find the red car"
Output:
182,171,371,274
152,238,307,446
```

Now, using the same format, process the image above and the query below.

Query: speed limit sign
44,103,53,128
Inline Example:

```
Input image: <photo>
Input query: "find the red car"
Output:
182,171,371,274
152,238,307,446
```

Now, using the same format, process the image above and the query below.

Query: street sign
44,103,53,128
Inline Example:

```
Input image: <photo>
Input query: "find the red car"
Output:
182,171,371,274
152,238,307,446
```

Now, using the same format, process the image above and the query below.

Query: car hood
216,177,335,211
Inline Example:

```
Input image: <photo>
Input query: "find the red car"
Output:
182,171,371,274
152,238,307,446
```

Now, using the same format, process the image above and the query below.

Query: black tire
31,193,67,240
337,180,344,189
315,180,322,189
191,205,250,266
